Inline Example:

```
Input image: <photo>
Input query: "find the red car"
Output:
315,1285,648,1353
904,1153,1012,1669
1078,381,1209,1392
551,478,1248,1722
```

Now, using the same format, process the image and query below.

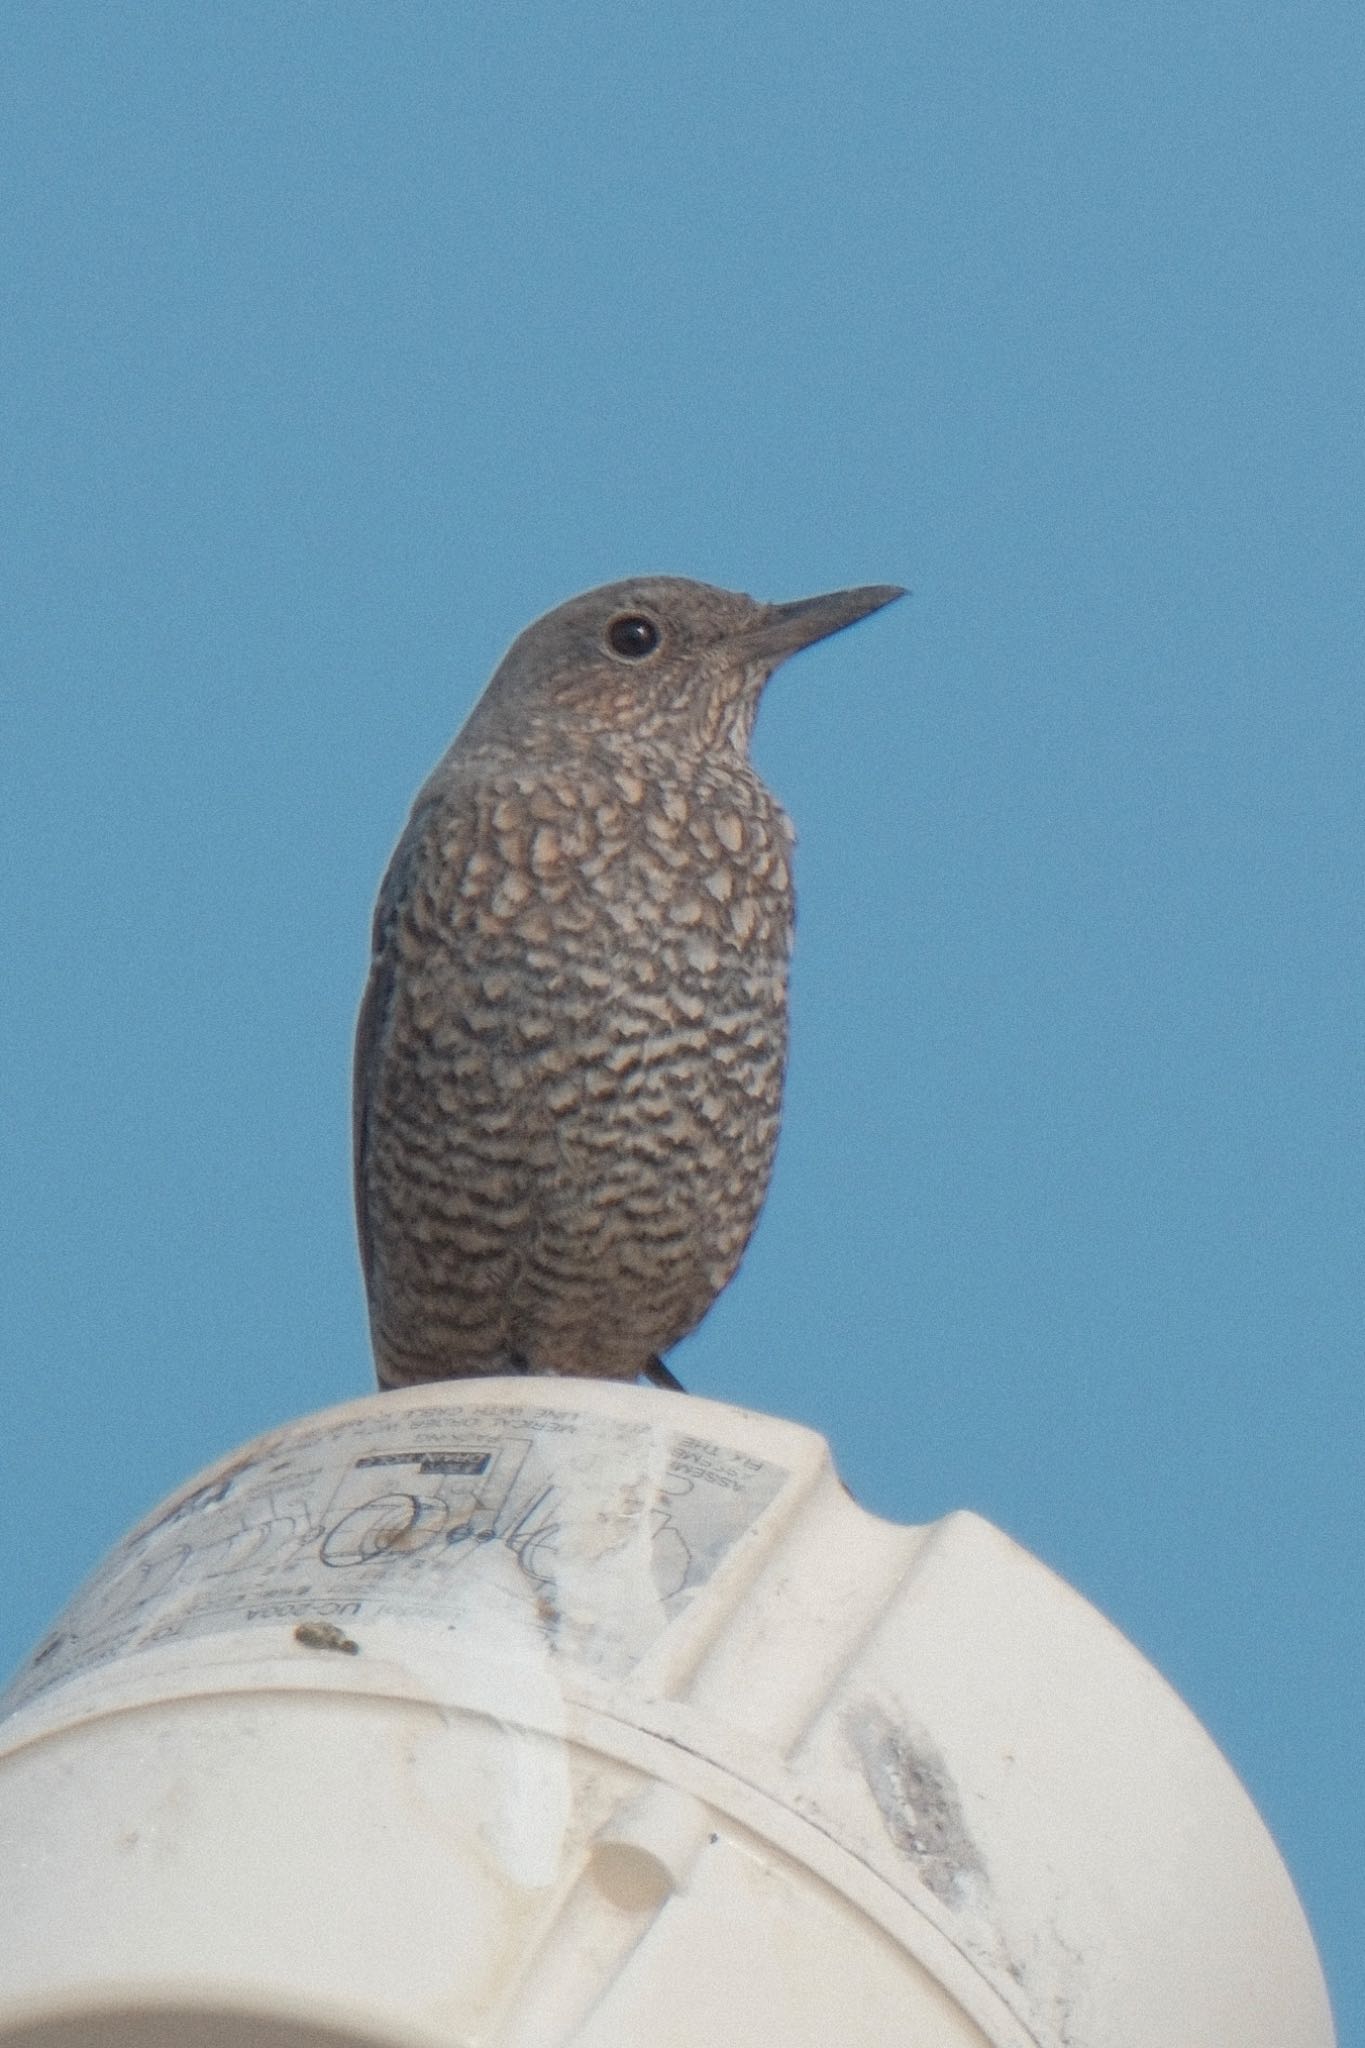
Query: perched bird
354,575,903,1388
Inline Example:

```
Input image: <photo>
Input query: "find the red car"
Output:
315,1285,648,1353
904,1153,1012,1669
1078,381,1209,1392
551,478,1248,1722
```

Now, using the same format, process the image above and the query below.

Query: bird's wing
352,792,459,1296
352,919,395,1299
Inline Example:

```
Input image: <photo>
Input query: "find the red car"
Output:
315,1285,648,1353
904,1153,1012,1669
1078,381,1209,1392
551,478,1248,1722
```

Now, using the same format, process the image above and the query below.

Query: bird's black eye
606,613,662,660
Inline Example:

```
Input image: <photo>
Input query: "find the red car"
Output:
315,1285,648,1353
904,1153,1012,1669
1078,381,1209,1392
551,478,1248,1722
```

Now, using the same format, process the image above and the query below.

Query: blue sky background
2,3,1360,2031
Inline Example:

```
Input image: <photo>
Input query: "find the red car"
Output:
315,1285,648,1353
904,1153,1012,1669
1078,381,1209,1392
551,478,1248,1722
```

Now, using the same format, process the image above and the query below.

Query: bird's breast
420,757,794,975
381,757,793,1138
359,752,797,1380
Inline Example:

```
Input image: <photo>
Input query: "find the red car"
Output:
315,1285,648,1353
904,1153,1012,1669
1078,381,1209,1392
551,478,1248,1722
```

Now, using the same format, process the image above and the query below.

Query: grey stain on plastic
294,1620,361,1655
845,1701,987,1905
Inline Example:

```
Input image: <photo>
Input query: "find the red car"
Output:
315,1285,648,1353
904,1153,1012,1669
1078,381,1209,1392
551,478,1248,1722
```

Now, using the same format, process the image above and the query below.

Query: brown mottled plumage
354,576,903,1388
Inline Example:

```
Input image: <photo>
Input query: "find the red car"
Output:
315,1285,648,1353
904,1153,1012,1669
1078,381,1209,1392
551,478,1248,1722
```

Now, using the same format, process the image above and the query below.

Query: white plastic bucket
0,1381,1335,2047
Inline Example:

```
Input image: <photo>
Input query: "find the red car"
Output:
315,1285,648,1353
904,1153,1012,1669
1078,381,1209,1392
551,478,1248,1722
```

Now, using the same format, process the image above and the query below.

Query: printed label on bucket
2,1399,790,1717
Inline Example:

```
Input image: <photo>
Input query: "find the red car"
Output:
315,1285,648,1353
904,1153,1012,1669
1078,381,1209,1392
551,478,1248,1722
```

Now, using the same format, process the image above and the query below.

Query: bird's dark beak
747,583,906,666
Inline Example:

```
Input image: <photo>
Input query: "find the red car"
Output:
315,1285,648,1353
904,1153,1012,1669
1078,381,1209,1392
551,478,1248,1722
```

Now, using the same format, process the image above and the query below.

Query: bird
354,575,903,1390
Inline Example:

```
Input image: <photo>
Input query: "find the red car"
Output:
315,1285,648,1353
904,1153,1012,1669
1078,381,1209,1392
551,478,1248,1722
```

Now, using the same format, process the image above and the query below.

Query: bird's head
458,575,904,759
